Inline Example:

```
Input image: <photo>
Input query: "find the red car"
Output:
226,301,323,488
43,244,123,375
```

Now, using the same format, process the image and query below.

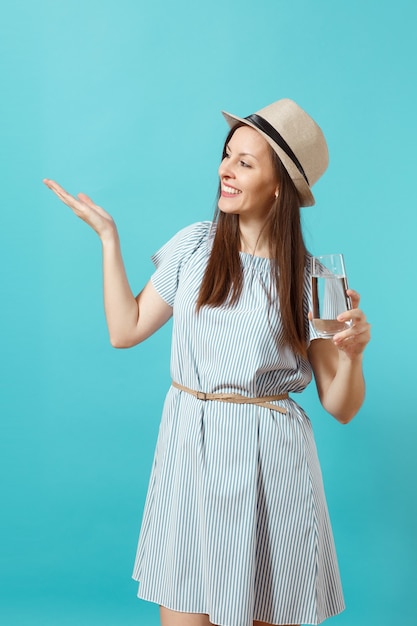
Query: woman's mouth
222,184,242,197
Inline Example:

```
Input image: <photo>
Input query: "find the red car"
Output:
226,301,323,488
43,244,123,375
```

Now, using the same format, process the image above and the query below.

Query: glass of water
311,254,352,338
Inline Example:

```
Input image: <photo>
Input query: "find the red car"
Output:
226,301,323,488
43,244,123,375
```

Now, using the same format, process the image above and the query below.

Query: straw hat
222,98,328,207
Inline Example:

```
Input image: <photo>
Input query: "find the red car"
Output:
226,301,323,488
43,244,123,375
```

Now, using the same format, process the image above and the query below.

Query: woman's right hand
43,179,116,241
43,179,173,347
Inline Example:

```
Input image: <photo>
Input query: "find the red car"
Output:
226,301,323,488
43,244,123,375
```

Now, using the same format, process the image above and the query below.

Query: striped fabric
320,268,348,321
132,222,345,626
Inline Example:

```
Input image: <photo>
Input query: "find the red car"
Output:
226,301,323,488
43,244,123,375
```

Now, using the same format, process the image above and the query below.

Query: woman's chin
218,200,240,215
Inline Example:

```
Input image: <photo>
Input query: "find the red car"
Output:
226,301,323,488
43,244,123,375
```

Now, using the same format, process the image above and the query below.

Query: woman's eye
240,160,250,168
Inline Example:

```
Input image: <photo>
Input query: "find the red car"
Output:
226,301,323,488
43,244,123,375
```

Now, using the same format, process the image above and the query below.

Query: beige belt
172,381,289,414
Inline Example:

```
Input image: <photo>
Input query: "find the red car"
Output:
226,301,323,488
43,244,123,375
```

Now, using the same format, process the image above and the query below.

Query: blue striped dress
132,221,345,625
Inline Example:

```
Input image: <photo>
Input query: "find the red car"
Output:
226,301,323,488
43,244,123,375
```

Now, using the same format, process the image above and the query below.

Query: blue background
1,1,416,624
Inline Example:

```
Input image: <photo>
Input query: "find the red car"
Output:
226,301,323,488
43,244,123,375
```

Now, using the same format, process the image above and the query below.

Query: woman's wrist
100,223,119,247
337,349,364,366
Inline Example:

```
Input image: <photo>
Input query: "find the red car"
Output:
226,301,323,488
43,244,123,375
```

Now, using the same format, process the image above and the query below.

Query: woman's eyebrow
225,145,258,159
239,152,257,159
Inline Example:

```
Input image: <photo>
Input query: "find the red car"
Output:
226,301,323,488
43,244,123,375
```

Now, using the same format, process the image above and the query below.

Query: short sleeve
151,221,212,306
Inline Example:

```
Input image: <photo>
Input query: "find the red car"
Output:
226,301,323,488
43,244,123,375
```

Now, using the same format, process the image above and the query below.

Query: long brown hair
196,124,309,357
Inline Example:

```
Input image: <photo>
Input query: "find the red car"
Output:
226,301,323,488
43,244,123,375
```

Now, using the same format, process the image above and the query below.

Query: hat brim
222,111,315,207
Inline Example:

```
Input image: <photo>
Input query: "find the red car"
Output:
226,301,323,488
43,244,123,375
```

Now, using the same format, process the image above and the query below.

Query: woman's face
218,125,279,221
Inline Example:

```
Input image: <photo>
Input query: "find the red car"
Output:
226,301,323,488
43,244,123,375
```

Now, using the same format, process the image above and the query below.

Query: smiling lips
222,183,242,197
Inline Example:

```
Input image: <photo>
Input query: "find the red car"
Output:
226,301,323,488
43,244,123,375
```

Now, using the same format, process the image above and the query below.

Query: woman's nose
218,158,235,179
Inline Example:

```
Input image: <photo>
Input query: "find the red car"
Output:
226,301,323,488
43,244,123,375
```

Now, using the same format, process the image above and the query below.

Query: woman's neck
239,218,270,258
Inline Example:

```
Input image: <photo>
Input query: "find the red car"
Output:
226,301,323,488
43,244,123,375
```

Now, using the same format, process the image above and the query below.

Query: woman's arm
43,179,172,348
308,289,371,424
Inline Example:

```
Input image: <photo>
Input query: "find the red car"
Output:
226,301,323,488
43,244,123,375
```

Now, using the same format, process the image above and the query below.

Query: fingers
78,192,94,204
333,306,371,358
44,179,84,210
44,179,99,216
333,320,369,346
43,178,116,239
43,179,68,195
346,288,360,309
77,192,109,218
44,180,106,215
337,305,364,327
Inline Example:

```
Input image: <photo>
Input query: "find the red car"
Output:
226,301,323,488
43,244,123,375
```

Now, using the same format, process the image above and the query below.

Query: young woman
44,98,370,626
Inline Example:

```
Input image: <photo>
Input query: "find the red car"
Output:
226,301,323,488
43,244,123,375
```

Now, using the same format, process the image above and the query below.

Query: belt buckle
196,391,207,401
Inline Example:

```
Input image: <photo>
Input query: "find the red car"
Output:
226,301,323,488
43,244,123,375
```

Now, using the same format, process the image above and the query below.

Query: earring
274,191,279,199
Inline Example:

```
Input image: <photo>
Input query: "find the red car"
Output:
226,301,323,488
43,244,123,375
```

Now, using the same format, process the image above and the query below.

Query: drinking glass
311,254,352,338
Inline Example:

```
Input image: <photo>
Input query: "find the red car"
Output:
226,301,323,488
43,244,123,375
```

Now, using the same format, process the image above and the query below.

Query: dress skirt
132,222,345,626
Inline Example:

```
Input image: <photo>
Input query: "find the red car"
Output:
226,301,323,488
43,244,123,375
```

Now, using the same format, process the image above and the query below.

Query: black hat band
245,113,309,185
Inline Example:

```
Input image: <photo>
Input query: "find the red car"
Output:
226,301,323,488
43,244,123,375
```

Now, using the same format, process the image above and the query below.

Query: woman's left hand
332,289,371,359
